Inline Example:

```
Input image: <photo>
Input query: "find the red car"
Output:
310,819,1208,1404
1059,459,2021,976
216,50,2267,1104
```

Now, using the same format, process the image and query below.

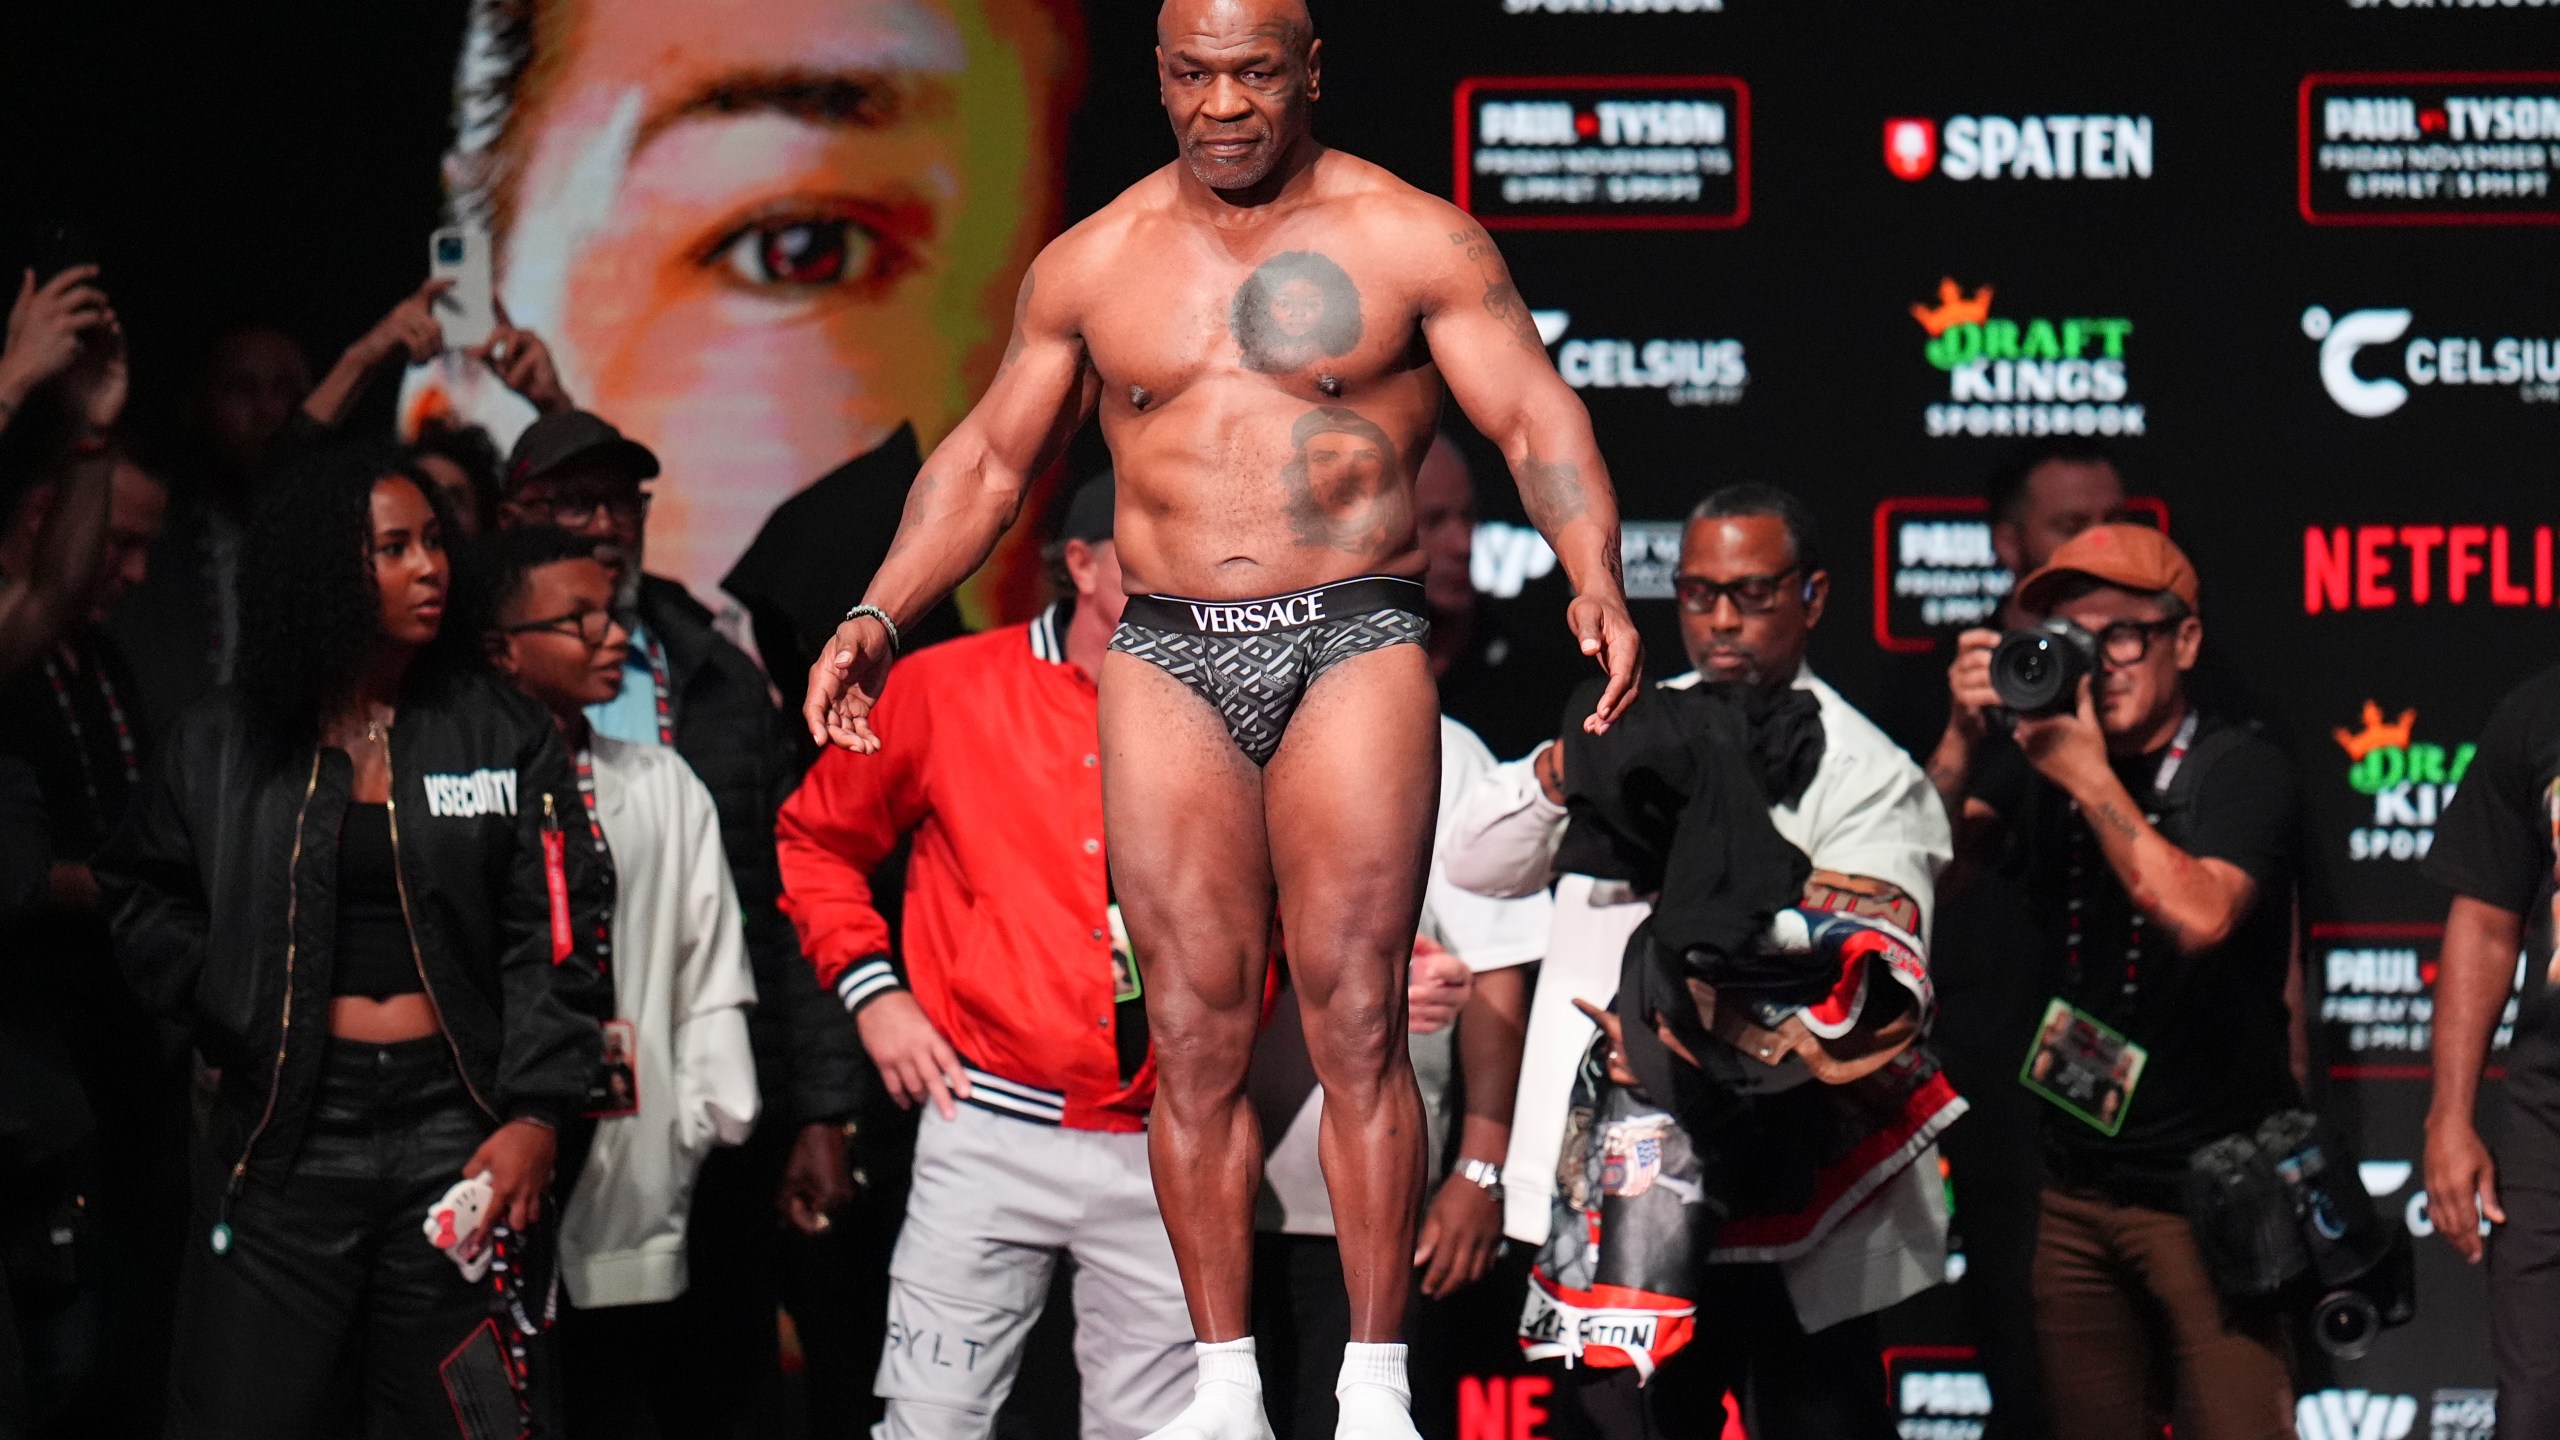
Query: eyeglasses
503,608,618,648
509,488,649,528
1673,567,1803,616
2094,618,2181,666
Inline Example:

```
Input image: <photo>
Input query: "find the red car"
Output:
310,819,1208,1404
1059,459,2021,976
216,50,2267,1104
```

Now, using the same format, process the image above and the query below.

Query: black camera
1989,618,2098,716
2185,1111,2416,1359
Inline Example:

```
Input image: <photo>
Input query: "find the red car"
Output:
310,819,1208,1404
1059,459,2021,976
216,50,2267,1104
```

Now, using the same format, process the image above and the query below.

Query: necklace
41,641,140,831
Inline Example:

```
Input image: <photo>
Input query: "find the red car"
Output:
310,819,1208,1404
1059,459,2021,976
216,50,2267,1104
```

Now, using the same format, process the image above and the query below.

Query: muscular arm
1422,217,1641,727
2426,895,2522,1261
805,254,1092,748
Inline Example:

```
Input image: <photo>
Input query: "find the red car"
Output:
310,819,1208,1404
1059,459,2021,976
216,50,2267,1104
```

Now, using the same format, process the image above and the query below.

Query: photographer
2421,662,2560,1437
1941,525,2299,1440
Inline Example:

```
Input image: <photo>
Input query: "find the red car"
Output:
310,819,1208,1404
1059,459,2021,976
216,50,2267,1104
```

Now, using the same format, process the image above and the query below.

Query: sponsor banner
2429,1388,2498,1440
2310,922,2515,1076
1470,520,1684,601
1502,0,1724,9
1871,495,2169,652
2297,1390,2420,1440
1883,1347,1989,1440
2300,524,2557,614
1911,278,2144,438
1455,76,1749,229
2300,73,2560,224
1541,311,1749,408
2301,304,2560,417
2331,701,2476,863
1884,113,2156,183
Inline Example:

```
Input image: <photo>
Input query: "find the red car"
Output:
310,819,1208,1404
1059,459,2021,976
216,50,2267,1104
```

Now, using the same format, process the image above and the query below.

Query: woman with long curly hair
97,442,608,1438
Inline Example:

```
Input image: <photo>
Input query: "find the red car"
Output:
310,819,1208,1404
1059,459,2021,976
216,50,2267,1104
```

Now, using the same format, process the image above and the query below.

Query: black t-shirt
2423,662,2560,1185
1975,709,2302,1209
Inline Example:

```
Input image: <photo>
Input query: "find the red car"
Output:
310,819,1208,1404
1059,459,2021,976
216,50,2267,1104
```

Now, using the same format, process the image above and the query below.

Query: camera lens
2313,1290,2380,1359
437,236,464,264
1990,634,2066,714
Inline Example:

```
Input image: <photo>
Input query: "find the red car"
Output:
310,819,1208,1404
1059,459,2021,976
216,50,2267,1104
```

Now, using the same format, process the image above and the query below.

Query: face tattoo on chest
1230,251,1364,374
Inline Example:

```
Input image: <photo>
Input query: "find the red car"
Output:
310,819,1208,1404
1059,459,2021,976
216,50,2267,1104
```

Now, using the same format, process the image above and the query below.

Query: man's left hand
1415,1174,1502,1298
474,302,572,415
1568,593,1644,735
779,1122,855,1235
2013,675,2111,798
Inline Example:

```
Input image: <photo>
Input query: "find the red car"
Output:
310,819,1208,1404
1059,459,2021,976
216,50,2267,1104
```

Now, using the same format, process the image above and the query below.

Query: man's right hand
2425,1113,2505,1264
805,613,897,752
1569,592,1644,735
855,989,971,1120
1944,628,2003,743
0,266,113,412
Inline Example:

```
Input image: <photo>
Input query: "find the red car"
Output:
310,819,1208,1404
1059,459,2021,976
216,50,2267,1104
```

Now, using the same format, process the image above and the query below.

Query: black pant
1558,1264,1892,1440
167,1037,494,1440
556,1127,791,1440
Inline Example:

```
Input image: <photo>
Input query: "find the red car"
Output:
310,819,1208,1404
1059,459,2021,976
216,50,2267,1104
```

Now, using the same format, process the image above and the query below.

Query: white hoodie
559,735,760,1308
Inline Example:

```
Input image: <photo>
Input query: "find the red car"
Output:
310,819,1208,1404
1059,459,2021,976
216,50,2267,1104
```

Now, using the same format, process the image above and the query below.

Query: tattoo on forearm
1518,456,1590,532
2090,800,2142,842
1231,252,1363,375
1277,405,1400,553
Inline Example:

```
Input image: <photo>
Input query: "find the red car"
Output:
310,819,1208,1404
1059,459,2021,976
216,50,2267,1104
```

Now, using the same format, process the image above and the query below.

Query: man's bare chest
1078,240,1428,402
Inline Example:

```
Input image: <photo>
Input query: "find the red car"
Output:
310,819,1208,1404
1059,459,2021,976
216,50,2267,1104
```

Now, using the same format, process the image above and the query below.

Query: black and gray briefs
1108,576,1431,766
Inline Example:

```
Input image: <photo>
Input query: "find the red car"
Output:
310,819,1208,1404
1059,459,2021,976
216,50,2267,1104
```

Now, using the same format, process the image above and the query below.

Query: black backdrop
6,2,2557,1436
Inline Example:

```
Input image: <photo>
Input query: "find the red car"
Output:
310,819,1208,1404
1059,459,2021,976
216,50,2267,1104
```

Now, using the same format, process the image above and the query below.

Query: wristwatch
1456,1158,1504,1195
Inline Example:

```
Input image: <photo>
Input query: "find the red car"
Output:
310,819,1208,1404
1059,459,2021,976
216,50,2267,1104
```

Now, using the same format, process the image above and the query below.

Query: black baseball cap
1060,472,1115,543
504,410,660,496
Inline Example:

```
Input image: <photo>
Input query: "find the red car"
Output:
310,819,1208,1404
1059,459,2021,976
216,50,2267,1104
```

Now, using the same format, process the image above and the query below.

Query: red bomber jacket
777,607,1152,1132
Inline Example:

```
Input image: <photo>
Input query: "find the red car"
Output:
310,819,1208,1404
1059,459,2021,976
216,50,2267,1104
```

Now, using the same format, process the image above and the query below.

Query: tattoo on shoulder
1448,225,1545,354
1230,252,1363,374
1277,405,1402,554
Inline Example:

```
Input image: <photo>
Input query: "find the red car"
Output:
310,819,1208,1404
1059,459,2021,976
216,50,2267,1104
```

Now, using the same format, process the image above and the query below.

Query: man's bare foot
1144,1338,1275,1440
1335,1343,1419,1440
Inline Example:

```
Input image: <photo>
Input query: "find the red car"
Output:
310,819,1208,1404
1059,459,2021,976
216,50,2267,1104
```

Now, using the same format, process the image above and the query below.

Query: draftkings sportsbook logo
2336,701,2473,862
1913,279,2143,438
2302,304,2560,416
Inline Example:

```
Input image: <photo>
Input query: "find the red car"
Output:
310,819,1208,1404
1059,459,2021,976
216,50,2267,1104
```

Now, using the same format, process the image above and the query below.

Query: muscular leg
1264,644,1438,1344
1103,650,1278,1342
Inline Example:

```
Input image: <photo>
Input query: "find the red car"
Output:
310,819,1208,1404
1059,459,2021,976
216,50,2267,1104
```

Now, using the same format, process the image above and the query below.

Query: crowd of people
0,251,2549,1440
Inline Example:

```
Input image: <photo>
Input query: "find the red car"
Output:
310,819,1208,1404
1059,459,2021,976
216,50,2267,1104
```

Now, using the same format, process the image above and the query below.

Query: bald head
1159,0,1312,47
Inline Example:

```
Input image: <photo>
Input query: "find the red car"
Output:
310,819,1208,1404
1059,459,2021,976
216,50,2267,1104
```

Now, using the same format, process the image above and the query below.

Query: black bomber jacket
95,668,610,1192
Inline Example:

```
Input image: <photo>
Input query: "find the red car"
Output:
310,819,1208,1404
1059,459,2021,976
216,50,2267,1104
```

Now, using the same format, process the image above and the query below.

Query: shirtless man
804,5,1640,1438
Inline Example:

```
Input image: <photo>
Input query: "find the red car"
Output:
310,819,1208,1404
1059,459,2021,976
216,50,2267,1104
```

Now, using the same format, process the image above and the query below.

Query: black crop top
333,803,421,999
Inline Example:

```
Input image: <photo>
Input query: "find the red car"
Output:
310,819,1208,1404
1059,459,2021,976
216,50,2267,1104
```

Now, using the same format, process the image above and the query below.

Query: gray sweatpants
879,1102,1196,1440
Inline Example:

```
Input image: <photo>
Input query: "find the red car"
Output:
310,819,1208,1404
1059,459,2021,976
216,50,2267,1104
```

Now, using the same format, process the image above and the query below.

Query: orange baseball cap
2016,523,2199,615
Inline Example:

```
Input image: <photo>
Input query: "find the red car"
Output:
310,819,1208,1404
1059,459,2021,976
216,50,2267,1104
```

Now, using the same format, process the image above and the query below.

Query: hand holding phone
428,227,497,350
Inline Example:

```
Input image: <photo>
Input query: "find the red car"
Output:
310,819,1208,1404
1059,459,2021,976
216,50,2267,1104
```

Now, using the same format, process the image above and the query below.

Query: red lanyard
573,745,614,976
640,630,674,747
2065,709,2200,1005
42,643,140,828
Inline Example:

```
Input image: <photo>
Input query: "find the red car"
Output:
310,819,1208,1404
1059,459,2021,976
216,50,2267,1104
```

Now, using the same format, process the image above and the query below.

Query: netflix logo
2303,524,2557,613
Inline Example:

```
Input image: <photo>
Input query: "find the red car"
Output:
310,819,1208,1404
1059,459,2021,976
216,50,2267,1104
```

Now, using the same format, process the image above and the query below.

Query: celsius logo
2295,1390,2416,1440
2304,304,2560,415
1914,278,2143,438
1882,114,2154,181
1538,312,1747,408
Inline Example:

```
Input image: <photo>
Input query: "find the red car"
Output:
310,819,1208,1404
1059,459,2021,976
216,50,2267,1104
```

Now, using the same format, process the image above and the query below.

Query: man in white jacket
1445,485,1956,1440
479,525,761,1436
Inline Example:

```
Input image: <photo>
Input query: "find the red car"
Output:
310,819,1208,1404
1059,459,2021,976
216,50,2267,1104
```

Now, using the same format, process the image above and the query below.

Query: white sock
1140,1338,1273,1440
1334,1343,1417,1440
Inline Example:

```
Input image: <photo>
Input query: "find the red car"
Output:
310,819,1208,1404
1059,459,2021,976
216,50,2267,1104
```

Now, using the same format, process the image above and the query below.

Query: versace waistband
1119,576,1426,637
